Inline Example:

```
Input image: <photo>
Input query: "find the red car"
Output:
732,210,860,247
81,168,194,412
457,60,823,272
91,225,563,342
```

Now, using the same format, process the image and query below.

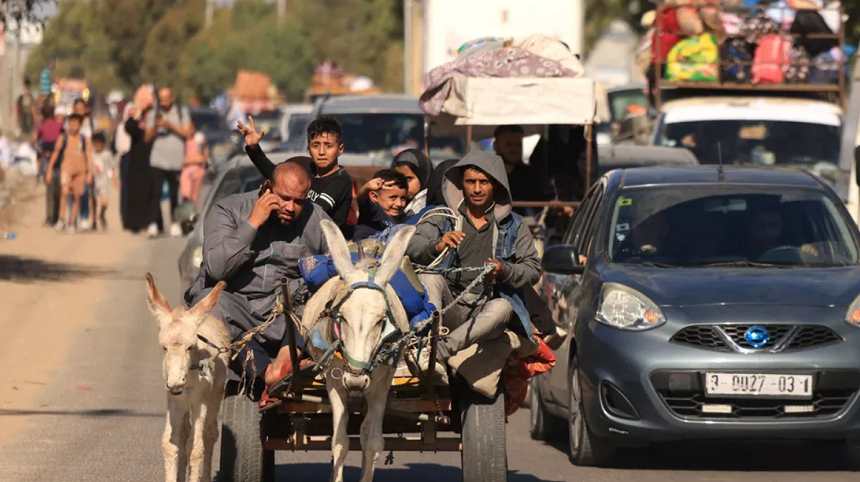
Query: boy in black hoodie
353,169,409,241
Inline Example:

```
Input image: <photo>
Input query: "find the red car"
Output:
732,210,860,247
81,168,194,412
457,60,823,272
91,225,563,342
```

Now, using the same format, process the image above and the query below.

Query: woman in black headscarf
425,158,458,207
390,148,434,217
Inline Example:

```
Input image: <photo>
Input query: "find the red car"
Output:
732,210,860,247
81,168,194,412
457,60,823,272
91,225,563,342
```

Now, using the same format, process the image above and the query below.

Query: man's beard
269,210,294,225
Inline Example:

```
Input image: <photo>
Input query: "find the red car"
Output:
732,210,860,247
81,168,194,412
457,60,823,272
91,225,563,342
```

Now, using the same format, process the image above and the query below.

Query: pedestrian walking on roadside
16,79,37,138
114,103,134,229
124,89,157,234
92,132,117,231
179,128,208,208
71,98,96,230
46,114,94,233
147,87,192,238
33,104,64,226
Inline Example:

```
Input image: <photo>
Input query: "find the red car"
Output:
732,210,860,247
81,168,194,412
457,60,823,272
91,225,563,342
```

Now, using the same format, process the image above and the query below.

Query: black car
535,166,860,466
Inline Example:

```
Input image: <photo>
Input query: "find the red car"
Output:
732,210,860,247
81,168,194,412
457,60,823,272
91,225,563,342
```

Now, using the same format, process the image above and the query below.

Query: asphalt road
2,190,860,481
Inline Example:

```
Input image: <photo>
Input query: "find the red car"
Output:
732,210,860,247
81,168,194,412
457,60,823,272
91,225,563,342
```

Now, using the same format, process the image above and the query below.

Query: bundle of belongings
639,0,849,86
420,34,585,117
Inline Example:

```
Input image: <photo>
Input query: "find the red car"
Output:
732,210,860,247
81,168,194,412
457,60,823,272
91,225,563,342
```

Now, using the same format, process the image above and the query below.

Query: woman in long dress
123,106,155,233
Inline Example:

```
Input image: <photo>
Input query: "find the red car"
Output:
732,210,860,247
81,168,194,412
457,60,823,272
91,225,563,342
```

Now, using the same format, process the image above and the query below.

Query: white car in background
279,104,313,144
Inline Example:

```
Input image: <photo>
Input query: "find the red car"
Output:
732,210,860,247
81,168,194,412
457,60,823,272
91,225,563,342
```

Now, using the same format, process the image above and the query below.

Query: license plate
704,373,813,398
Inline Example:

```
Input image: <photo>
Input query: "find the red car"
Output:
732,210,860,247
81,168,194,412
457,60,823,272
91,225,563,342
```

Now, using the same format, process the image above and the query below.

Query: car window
564,183,601,247
190,111,228,134
326,113,424,154
204,169,265,218
581,186,605,257
607,186,859,268
659,120,840,185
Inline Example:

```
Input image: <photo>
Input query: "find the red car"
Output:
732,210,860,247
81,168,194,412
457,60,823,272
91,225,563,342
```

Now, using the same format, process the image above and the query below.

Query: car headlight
191,247,204,270
596,284,666,331
845,293,860,327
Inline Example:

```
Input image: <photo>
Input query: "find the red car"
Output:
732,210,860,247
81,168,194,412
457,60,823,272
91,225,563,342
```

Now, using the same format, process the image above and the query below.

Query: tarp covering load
420,34,595,125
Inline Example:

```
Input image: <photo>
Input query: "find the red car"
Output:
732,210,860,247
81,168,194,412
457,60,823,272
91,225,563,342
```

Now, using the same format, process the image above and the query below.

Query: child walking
46,114,93,233
91,132,117,230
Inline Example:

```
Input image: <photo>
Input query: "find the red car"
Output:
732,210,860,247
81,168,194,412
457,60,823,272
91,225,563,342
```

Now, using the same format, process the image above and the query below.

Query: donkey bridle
328,277,403,377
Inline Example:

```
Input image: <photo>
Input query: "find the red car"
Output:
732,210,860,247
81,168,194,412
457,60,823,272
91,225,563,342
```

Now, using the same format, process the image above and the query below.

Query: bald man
185,160,331,392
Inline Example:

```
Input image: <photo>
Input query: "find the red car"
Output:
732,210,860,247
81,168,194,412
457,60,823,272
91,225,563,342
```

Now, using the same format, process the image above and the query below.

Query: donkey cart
219,277,508,482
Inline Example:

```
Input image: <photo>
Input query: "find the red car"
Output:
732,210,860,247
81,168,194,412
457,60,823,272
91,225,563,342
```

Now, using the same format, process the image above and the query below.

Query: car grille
787,325,841,350
671,324,841,353
670,326,728,351
658,391,854,419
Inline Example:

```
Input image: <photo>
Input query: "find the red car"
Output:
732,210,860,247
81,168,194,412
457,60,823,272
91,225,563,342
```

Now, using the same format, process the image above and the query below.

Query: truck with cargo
645,2,855,202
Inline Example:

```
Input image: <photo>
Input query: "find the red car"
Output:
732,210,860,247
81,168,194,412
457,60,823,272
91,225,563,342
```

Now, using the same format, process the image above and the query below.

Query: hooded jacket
392,148,434,216
406,150,541,340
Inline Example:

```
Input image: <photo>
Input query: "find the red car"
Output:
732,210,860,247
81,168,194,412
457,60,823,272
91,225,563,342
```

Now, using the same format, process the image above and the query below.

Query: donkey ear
145,272,171,319
321,219,358,279
375,225,417,287
187,281,226,324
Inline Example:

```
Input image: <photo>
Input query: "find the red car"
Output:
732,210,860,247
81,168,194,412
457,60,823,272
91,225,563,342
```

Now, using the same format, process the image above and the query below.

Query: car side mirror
542,245,585,275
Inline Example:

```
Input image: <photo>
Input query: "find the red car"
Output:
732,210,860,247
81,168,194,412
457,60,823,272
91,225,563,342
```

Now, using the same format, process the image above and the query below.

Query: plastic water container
2,232,17,240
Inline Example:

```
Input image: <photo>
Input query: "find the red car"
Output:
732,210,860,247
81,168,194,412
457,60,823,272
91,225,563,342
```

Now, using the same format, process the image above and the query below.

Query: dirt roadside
0,179,174,445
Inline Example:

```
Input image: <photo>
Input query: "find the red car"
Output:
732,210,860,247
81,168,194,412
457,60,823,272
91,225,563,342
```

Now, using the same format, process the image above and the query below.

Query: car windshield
609,89,648,122
659,120,841,184
608,186,858,268
253,111,283,141
190,111,229,134
207,169,265,215
328,113,424,154
286,113,311,142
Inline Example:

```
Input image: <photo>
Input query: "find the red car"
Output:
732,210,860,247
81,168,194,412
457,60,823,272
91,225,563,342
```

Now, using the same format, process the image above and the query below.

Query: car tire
529,378,560,441
460,384,508,482
568,356,615,467
220,389,275,482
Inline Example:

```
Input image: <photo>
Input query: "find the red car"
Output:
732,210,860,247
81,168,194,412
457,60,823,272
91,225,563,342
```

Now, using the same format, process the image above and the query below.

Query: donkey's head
146,273,225,396
320,220,416,397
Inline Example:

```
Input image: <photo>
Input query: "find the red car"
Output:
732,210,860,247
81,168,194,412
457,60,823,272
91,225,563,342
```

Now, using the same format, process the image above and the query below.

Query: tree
179,1,317,103
140,0,205,98
99,0,171,90
294,0,404,91
25,1,121,96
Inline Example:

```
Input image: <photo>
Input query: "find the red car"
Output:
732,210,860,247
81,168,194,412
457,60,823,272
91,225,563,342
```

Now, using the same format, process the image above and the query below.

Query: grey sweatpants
419,273,512,361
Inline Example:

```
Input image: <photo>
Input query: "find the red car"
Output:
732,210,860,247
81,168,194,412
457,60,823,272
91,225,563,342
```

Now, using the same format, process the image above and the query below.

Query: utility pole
204,0,214,28
277,0,286,27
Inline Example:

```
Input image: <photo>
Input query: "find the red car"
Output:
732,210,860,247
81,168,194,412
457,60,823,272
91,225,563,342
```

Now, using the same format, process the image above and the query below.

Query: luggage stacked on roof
640,0,851,86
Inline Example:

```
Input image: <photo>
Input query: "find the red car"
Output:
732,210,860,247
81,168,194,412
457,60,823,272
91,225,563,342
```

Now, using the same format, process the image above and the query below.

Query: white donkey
146,273,231,482
304,220,415,482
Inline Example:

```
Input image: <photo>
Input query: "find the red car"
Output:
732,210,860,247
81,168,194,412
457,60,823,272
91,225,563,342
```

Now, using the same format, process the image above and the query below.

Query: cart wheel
220,388,275,482
460,383,508,482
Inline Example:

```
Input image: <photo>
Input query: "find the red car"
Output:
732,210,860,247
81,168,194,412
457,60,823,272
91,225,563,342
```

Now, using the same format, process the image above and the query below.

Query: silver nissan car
534,166,860,466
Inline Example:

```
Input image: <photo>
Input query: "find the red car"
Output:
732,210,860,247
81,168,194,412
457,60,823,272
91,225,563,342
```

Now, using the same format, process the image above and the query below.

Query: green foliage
24,0,414,102
140,0,206,97
25,1,122,94
178,4,316,103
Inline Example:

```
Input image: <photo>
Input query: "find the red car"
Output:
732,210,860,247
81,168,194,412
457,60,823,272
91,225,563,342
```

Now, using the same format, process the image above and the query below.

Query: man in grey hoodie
185,160,330,391
406,150,541,380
